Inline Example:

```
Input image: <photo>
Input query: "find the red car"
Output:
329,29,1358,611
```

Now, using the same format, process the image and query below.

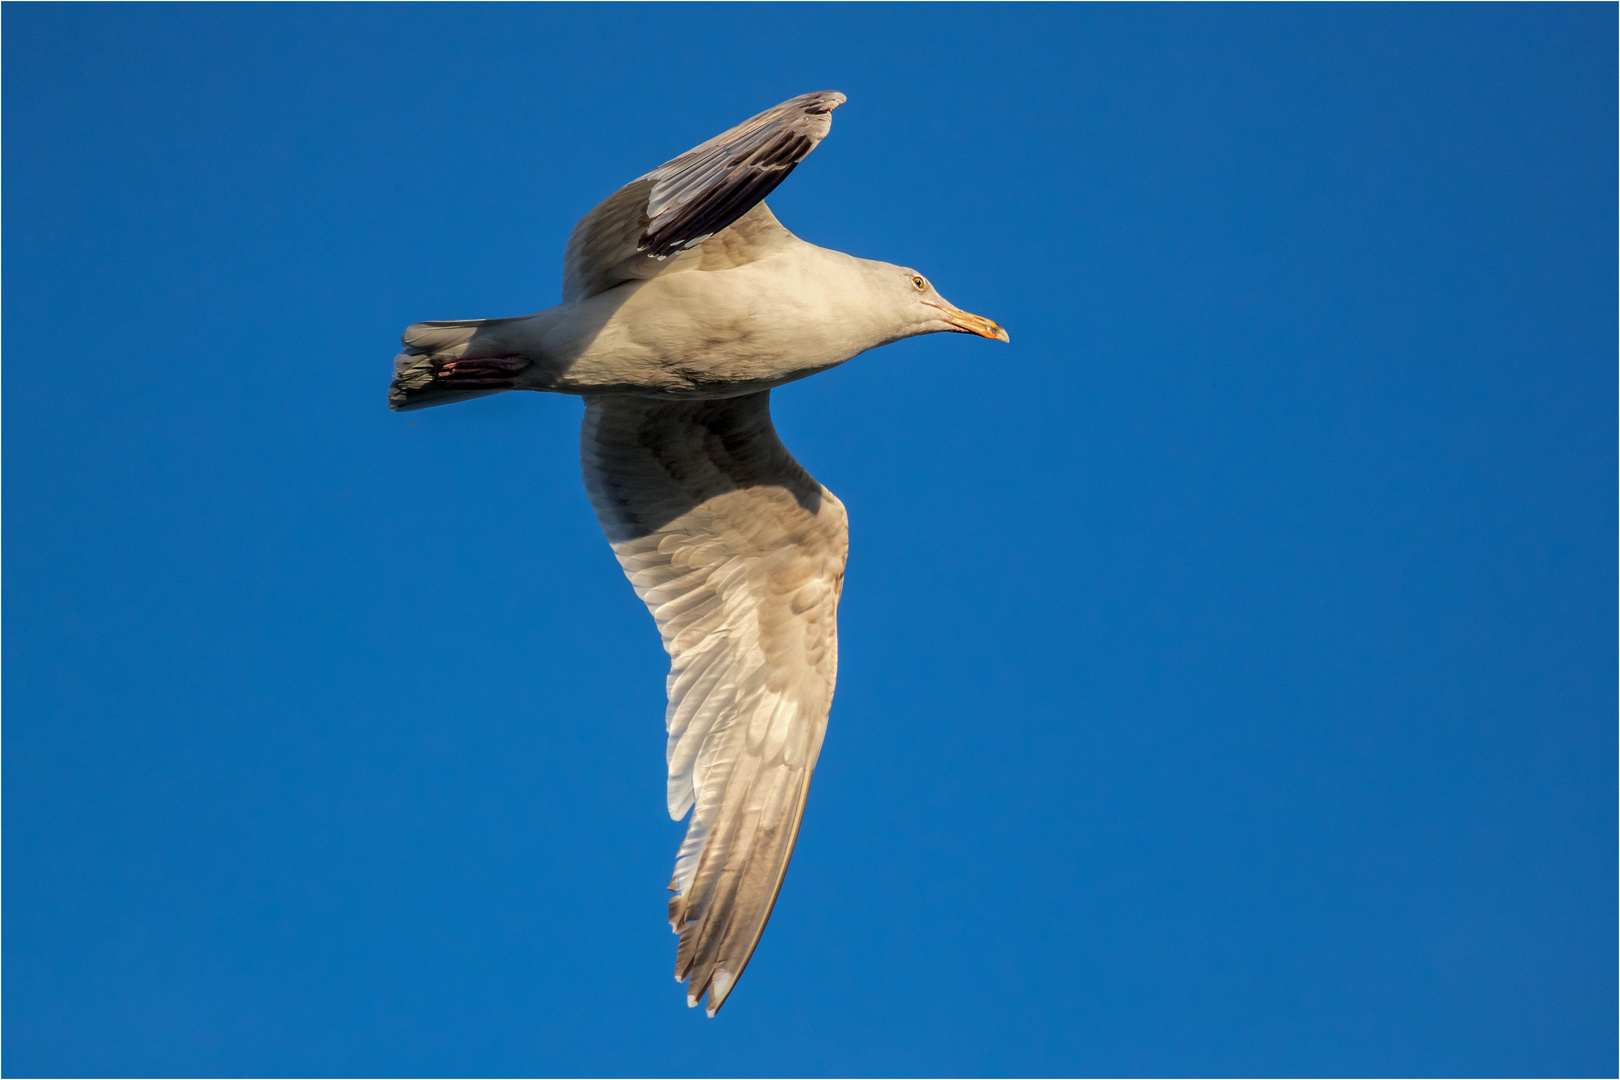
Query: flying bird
389,91,1007,1015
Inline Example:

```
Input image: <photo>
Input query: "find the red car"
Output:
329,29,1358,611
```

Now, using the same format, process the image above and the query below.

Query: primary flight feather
389,91,1007,1015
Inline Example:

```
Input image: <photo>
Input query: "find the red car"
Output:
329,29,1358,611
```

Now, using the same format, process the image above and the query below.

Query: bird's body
395,202,998,404
403,209,899,399
389,91,1004,1015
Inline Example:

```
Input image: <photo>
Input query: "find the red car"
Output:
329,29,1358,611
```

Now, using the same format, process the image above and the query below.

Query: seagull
389,91,1007,1015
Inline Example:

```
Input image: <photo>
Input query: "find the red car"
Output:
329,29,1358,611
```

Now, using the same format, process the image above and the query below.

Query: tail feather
388,317,534,412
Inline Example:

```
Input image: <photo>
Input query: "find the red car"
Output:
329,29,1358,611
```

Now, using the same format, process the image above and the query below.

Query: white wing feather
579,391,847,1015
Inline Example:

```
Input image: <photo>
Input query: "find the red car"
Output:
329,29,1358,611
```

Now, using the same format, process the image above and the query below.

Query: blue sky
5,4,1613,1076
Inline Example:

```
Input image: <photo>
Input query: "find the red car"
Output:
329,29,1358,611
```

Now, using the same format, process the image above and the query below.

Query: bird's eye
911,275,927,291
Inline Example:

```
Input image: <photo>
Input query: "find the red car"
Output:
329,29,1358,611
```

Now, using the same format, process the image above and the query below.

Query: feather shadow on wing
580,391,848,1015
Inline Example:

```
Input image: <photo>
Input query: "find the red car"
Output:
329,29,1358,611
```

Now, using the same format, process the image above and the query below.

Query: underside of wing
579,391,849,1015
562,91,845,302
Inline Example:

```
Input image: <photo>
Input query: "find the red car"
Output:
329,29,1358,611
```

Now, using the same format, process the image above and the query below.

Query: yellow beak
942,307,1010,342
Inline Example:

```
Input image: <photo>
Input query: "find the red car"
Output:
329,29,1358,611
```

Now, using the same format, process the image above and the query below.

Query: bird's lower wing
579,391,848,1015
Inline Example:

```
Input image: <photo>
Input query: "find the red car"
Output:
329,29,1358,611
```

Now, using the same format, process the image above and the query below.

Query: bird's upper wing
562,91,846,302
580,391,848,1015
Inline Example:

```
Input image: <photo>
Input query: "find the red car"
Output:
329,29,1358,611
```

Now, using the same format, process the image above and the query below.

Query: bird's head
886,265,1009,343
